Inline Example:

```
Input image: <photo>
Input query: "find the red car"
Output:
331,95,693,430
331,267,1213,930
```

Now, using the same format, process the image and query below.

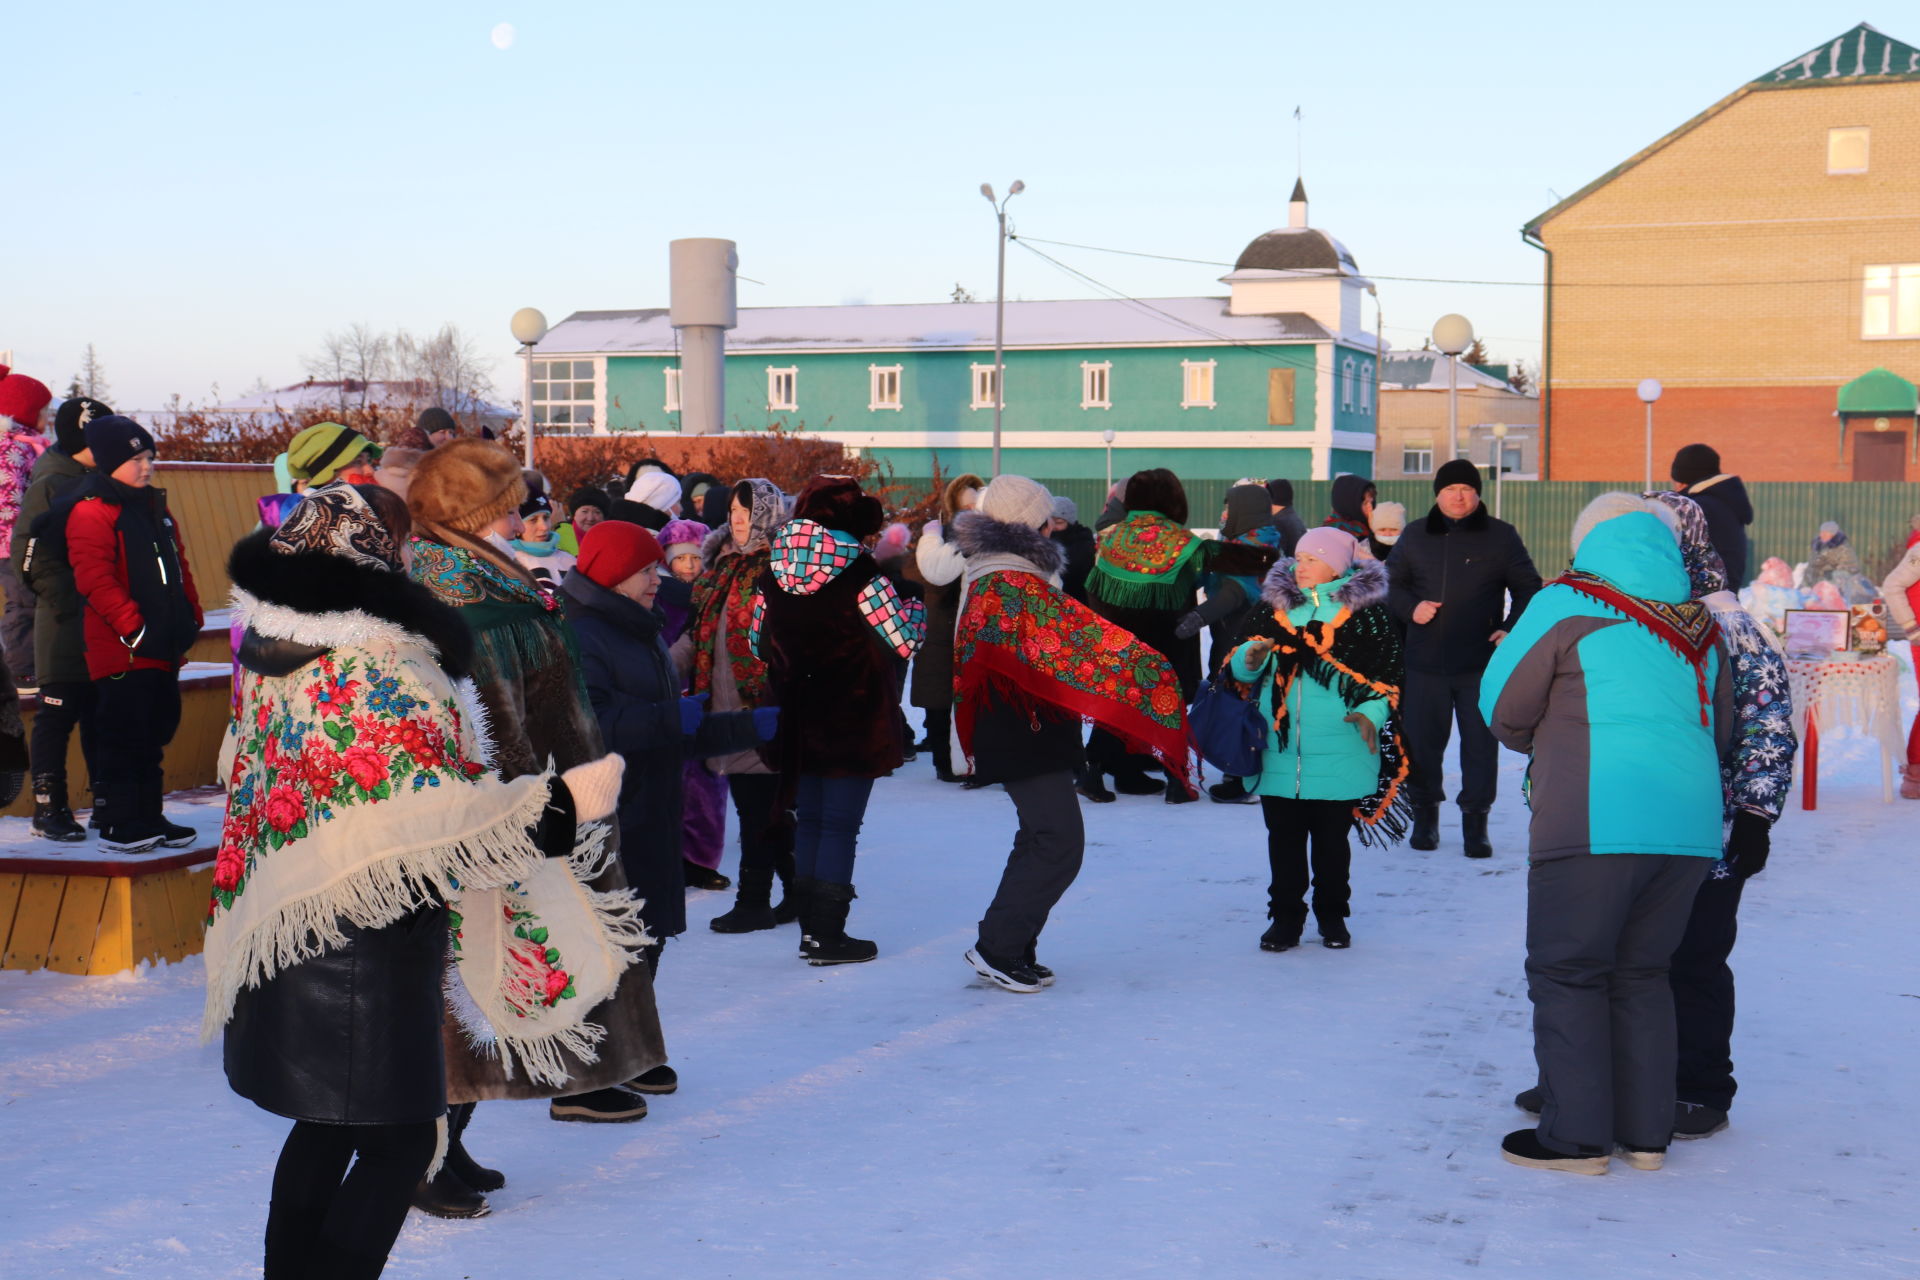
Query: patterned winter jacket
0,428,49,548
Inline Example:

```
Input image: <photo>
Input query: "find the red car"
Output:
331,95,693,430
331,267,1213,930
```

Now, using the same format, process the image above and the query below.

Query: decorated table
1785,650,1904,809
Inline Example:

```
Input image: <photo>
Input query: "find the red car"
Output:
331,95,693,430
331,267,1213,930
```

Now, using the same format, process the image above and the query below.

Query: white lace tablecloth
1786,652,1904,751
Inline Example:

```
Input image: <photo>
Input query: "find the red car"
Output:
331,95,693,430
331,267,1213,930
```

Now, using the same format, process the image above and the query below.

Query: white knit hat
626,470,681,513
977,474,1054,530
1570,492,1679,555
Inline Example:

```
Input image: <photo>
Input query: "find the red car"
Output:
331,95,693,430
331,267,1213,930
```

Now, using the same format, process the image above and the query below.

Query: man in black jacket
1048,496,1096,603
1669,444,1753,588
1264,477,1307,556
1386,459,1542,858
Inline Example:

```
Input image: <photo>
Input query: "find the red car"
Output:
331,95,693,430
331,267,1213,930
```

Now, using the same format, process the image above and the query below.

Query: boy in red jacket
60,416,202,852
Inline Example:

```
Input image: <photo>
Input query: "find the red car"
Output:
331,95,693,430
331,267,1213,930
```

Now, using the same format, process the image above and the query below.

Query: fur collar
950,509,1066,574
1260,557,1389,613
229,527,475,678
1423,502,1491,536
702,523,768,566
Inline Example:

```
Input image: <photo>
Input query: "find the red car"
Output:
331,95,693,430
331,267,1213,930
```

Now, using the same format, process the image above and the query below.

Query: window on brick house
1828,127,1869,175
1863,265,1920,339
1401,441,1434,475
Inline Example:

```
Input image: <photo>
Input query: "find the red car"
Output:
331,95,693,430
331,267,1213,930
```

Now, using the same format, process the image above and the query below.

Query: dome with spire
1230,178,1360,276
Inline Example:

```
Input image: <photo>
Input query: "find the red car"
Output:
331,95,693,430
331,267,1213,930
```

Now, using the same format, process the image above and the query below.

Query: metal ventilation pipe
669,238,738,436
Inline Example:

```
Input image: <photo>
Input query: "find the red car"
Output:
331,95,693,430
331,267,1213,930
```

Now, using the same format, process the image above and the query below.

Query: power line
1013,233,1888,290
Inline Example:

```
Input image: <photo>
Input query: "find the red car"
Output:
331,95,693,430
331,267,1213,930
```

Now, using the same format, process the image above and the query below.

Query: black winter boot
1074,766,1115,803
1110,765,1166,796
798,879,877,965
148,779,197,849
772,849,799,924
88,788,106,831
1409,804,1440,851
443,1102,504,1193
411,1167,490,1218
1462,810,1493,860
30,774,86,842
1260,911,1304,952
710,865,778,933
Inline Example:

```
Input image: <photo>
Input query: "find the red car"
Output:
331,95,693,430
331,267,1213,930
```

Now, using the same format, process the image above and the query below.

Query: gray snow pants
977,770,1085,959
1526,852,1710,1153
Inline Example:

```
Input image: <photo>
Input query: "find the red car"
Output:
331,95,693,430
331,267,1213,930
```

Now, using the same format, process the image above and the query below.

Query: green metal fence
894,477,1920,584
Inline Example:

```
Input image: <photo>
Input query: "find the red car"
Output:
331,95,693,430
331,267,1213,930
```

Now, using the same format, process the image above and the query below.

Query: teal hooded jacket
1478,512,1734,861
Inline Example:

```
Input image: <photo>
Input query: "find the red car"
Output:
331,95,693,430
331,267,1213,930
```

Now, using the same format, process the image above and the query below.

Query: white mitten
560,754,626,824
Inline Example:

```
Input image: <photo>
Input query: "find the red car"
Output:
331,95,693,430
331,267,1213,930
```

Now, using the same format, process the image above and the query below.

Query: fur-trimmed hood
950,509,1066,575
1260,556,1388,613
228,527,475,678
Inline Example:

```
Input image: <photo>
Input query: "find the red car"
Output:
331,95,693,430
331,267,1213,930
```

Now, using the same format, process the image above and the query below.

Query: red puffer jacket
65,481,203,680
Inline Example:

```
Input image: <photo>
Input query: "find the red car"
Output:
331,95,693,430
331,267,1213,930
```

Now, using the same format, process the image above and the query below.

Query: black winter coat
1269,506,1308,557
1680,475,1753,588
11,448,91,686
1052,522,1097,603
562,569,760,939
1385,503,1542,676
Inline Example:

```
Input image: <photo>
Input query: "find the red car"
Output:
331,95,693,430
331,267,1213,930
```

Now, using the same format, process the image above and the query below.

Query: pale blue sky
6,1,1894,409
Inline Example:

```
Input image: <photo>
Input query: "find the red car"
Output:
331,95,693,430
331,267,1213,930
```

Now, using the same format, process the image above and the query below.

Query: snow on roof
535,297,1354,355
212,380,513,419
1380,352,1522,393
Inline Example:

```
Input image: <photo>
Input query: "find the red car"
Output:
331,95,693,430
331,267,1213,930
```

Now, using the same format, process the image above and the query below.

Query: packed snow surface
2,700,1916,1278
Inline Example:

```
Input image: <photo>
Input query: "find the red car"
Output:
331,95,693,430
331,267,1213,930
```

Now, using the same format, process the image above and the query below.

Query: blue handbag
1187,677,1267,778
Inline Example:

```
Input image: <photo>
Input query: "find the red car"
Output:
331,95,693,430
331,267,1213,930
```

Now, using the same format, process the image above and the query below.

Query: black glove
1173,610,1205,640
1725,810,1770,879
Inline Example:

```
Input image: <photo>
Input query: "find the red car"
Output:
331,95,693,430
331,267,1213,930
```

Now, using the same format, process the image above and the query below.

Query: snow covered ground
4,674,1918,1279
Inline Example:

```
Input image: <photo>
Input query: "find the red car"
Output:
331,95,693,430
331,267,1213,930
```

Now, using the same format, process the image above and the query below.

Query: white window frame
1180,359,1216,409
868,364,902,411
766,366,798,412
1340,355,1357,411
970,363,1002,410
1863,264,1920,340
663,366,681,413
1359,358,1373,415
1081,360,1112,410
529,357,599,433
1828,126,1870,175
1401,442,1434,475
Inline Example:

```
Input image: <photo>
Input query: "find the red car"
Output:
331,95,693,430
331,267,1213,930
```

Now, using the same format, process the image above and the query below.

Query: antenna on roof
1293,104,1303,198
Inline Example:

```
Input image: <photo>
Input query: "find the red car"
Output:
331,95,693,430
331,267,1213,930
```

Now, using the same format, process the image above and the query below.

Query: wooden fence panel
156,462,275,608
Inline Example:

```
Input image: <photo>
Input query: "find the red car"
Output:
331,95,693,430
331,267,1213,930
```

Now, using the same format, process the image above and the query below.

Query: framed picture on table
1782,608,1850,657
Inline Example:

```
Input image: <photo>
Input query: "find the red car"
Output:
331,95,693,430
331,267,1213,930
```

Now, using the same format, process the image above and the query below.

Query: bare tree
394,324,495,423
67,344,111,401
303,323,393,408
302,331,353,405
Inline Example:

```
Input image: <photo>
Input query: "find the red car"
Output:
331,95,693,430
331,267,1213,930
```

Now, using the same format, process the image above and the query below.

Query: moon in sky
490,23,516,50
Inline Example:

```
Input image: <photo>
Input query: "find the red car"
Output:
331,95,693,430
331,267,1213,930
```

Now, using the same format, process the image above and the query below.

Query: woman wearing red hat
749,475,924,964
0,366,54,683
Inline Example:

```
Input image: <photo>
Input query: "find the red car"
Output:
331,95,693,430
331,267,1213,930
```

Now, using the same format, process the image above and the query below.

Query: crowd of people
0,360,1853,1273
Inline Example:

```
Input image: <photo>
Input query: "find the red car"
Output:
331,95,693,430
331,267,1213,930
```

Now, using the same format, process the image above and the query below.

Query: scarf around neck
1088,511,1203,611
1554,569,1720,725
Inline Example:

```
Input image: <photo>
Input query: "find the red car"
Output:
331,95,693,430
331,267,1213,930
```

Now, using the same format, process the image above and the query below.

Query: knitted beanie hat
1670,443,1721,487
659,518,709,562
519,491,553,520
1264,477,1295,506
415,406,458,441
624,469,681,514
1570,492,1678,556
577,519,663,588
407,440,528,535
567,486,611,518
53,397,112,455
1432,458,1483,495
1050,495,1079,525
1295,527,1358,576
84,415,157,477
976,474,1054,530
286,422,374,485
0,367,52,428
1371,501,1408,535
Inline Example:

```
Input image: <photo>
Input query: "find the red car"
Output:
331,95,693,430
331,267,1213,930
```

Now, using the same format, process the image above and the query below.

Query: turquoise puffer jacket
1479,512,1734,862
1230,561,1390,801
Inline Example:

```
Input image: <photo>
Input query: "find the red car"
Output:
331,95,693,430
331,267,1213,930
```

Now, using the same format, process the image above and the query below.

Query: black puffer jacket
1680,475,1753,588
1385,502,1543,676
11,448,91,686
562,569,761,939
1052,521,1096,603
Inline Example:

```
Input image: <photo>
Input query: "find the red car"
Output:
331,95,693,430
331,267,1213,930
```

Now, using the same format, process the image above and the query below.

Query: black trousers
1401,669,1498,812
727,772,794,884
0,562,35,686
923,705,954,774
93,669,181,825
1670,871,1745,1112
29,679,98,796
264,1118,439,1279
977,770,1085,959
1084,727,1160,780
1259,796,1356,926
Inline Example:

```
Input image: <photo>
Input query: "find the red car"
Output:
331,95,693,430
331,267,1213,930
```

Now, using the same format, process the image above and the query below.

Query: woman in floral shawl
404,441,665,1213
210,482,628,1278
1082,468,1276,802
671,477,797,932
951,475,1192,993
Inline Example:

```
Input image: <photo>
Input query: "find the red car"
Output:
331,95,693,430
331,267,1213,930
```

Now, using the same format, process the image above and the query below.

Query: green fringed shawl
408,536,591,709
1088,512,1205,612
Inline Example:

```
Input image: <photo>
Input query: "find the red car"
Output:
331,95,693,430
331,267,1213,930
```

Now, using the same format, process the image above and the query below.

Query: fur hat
53,397,112,455
407,440,528,535
567,486,611,519
1432,458,1483,495
793,475,884,540
0,367,52,429
578,520,663,588
1295,527,1358,576
977,474,1054,530
1570,492,1678,556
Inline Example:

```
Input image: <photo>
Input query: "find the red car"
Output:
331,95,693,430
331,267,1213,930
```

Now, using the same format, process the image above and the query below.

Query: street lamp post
1432,314,1475,463
981,180,1025,477
1637,378,1664,491
1490,422,1509,520
510,307,549,468
1102,428,1116,493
